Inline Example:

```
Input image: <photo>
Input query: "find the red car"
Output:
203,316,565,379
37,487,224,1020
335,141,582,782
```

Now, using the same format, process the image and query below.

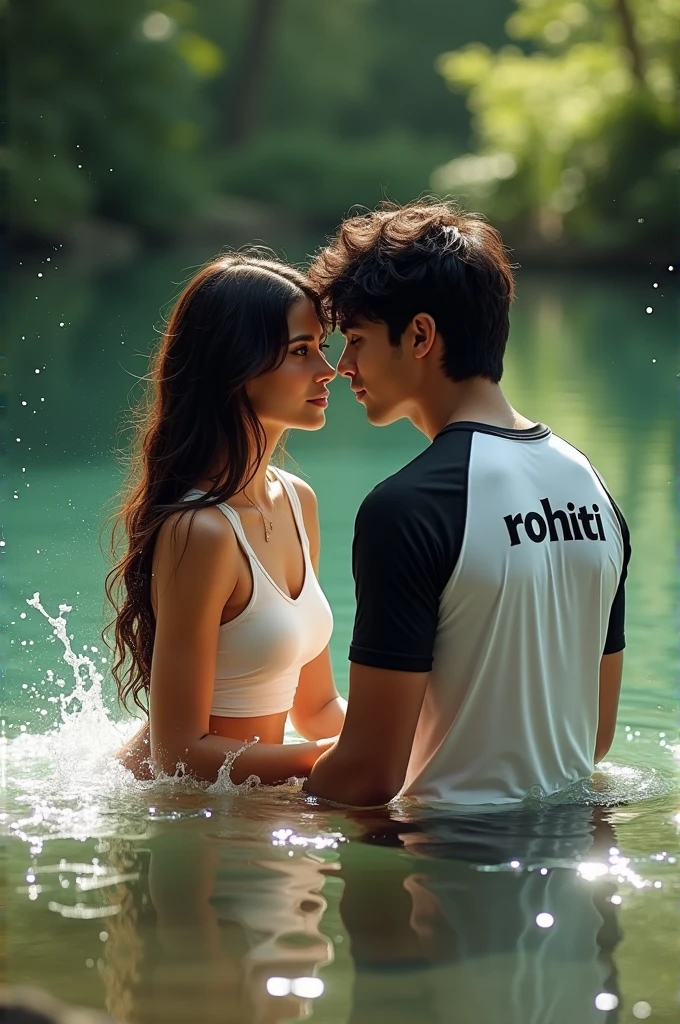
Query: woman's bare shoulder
281,471,318,514
154,505,239,574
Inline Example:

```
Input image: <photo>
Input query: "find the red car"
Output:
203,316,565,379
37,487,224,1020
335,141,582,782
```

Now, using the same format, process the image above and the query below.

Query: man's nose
337,343,355,379
316,352,336,383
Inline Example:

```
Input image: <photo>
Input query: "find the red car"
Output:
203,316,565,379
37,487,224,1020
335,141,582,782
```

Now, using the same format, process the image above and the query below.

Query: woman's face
246,296,336,432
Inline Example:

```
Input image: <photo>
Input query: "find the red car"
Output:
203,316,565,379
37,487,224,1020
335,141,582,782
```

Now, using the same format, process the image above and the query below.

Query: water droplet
668,265,674,272
21,401,27,406
536,912,554,928
37,273,43,278
59,322,65,328
595,993,619,1011
637,218,644,224
645,307,653,314
653,283,658,288
632,1002,652,1020
34,368,40,374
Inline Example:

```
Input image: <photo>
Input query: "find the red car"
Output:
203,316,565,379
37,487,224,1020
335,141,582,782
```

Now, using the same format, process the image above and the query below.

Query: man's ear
410,313,437,359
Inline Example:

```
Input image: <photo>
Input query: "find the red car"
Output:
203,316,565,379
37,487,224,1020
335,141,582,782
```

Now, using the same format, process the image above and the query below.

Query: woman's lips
307,396,329,407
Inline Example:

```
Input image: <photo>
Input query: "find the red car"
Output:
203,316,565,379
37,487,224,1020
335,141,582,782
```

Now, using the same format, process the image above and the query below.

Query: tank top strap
270,468,311,554
181,489,257,560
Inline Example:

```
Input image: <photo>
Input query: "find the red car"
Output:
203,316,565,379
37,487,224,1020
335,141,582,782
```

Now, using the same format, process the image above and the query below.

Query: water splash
8,595,263,847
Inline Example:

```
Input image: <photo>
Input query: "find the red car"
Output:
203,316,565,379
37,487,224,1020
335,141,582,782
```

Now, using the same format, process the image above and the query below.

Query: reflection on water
9,797,679,1023
340,806,623,1024
98,832,334,1024
6,253,679,1021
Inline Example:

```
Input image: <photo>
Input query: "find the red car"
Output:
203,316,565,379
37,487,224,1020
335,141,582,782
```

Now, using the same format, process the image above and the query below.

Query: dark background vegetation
8,0,679,265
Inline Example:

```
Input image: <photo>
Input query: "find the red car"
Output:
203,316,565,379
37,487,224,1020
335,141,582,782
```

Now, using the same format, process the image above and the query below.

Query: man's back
350,422,630,804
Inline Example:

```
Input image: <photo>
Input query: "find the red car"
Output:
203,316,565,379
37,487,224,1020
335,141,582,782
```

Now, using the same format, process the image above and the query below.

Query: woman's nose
317,353,337,382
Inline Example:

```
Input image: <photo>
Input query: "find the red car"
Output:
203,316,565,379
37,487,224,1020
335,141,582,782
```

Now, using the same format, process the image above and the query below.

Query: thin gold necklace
243,476,274,542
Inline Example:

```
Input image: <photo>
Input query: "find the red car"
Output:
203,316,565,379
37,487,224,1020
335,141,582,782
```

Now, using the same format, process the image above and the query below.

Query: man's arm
594,651,623,763
594,492,629,764
303,663,428,806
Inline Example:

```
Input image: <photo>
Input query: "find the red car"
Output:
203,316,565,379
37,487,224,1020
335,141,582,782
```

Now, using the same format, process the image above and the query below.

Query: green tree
433,0,679,250
10,1,222,239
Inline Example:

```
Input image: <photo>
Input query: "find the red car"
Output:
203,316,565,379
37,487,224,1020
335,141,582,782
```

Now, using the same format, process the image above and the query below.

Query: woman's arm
290,646,347,741
288,476,346,741
148,507,332,784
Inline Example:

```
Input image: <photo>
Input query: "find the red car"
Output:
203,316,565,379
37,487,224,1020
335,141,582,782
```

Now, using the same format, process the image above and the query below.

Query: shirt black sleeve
603,500,631,655
349,484,454,672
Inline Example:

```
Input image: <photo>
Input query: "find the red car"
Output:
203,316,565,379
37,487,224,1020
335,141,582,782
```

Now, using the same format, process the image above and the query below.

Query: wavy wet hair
105,251,322,714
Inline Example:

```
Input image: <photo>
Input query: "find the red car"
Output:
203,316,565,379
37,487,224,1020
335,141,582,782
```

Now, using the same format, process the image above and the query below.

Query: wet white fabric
185,468,333,718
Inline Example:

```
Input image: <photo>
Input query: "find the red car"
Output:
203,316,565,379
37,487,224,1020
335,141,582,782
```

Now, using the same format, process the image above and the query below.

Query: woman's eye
292,342,330,356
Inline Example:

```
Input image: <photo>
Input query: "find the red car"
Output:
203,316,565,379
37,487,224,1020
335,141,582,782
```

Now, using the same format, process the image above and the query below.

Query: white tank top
184,469,333,718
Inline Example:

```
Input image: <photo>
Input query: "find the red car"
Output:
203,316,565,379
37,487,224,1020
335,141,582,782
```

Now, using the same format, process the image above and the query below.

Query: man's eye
348,337,362,346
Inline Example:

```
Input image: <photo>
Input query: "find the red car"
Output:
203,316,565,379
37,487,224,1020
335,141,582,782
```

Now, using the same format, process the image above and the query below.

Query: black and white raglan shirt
350,422,631,805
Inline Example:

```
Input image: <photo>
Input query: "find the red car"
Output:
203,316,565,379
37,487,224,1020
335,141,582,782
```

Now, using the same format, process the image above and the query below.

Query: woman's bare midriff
209,710,289,745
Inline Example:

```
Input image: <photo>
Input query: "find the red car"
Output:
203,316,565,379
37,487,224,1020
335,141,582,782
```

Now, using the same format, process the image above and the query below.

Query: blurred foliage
10,0,674,254
218,130,452,223
9,1,223,237
10,0,511,243
434,0,679,247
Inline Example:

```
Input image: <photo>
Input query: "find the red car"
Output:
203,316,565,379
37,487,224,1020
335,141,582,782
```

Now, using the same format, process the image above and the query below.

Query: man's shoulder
358,453,438,524
357,430,474,533
372,427,474,497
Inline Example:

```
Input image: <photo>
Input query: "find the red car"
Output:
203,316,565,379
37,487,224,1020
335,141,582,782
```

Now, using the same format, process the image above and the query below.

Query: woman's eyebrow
288,332,327,343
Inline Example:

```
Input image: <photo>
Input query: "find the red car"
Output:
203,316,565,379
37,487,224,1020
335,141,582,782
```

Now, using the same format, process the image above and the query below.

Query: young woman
107,251,346,785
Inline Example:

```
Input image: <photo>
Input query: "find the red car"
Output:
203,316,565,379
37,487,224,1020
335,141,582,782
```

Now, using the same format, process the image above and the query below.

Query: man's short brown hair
308,199,516,382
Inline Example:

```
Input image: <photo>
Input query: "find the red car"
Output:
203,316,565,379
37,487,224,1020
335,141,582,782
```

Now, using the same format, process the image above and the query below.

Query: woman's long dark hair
105,250,322,714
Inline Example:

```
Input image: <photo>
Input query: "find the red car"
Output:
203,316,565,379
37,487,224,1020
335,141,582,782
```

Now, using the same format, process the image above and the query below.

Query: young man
303,201,631,807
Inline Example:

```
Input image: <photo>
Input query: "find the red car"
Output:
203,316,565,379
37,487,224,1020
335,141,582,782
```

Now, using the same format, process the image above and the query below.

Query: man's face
337,317,413,426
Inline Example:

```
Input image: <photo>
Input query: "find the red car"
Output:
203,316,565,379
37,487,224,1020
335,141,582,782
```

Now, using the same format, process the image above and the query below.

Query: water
5,252,678,1022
